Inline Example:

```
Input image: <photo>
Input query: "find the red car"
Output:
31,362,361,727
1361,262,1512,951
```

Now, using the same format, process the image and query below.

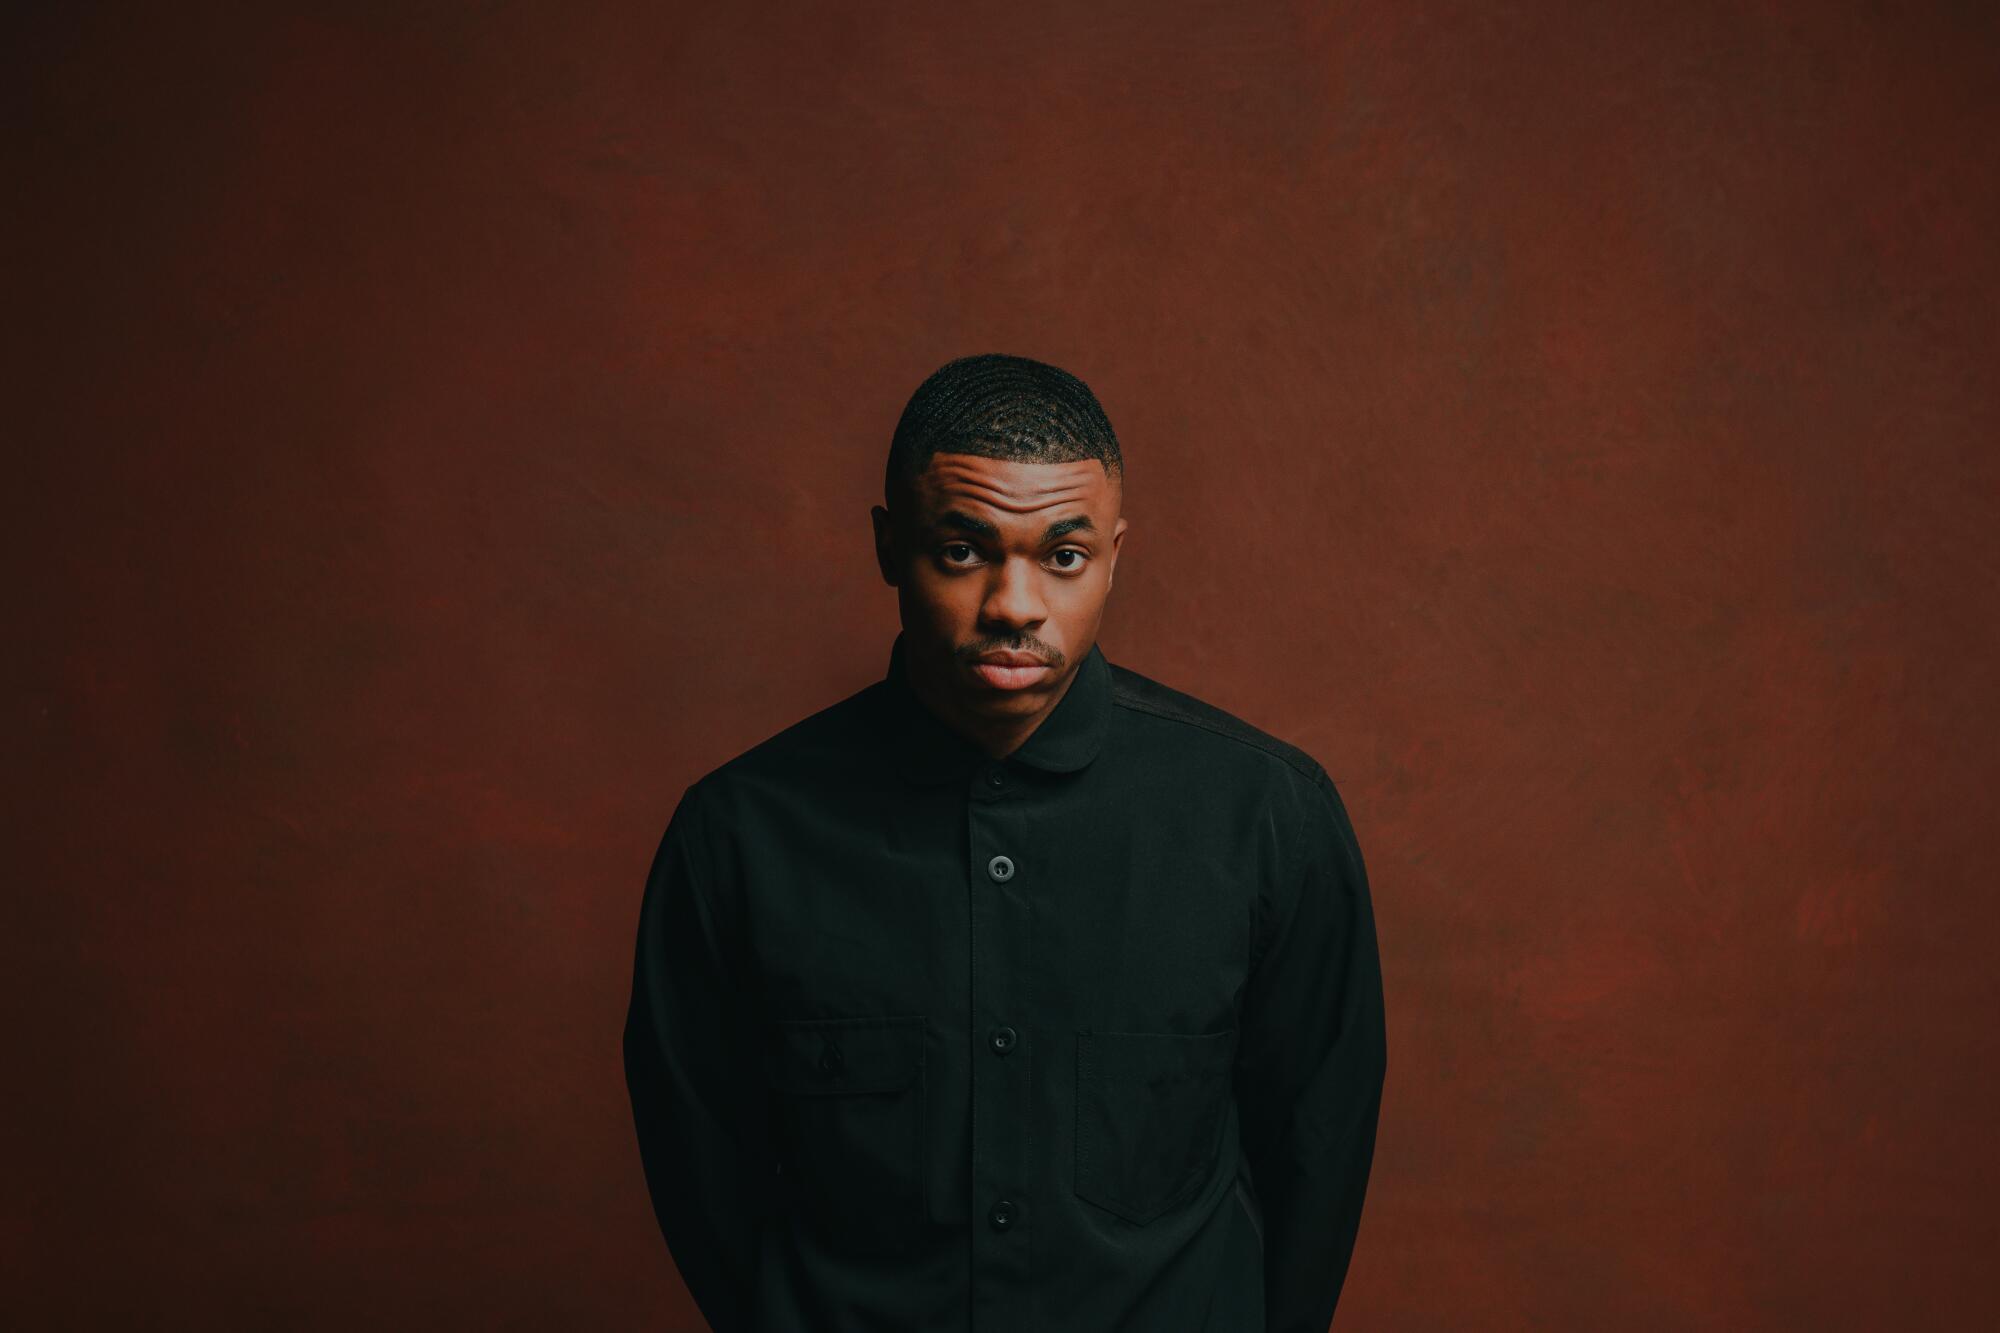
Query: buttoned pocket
763,1014,927,1255
1074,1027,1237,1225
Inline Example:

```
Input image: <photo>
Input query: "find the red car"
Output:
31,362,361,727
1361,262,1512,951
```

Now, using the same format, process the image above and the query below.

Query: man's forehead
914,453,1115,513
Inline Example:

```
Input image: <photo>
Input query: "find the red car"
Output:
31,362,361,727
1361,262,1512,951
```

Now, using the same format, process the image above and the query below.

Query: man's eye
1050,549,1087,572
940,543,978,564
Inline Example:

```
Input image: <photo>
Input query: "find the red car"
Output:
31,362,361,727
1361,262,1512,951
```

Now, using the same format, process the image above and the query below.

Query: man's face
872,452,1127,725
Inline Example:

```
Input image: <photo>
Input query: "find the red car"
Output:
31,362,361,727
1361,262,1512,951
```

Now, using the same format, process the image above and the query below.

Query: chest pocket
1074,1027,1238,1225
763,1014,928,1256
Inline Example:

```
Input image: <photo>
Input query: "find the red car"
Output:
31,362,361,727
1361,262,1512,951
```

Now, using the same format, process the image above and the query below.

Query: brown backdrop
10,2,1997,1328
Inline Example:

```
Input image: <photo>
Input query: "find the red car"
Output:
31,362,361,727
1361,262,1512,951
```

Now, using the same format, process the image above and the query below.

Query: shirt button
987,854,1015,882
989,1199,1016,1231
989,1025,1017,1055
986,768,1006,789
816,1042,844,1077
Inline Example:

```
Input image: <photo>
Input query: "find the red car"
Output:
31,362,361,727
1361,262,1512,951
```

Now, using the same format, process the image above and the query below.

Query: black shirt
624,630,1387,1332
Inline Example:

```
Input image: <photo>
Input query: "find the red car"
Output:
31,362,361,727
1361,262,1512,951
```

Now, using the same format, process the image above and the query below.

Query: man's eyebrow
1039,515,1097,543
934,511,1097,544
935,510,1000,540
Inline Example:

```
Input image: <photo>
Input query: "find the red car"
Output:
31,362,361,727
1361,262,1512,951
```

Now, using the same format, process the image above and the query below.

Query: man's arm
623,781,771,1333
1235,764,1389,1332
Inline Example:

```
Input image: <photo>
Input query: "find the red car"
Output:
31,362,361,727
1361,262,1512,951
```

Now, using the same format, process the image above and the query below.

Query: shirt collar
878,630,1112,786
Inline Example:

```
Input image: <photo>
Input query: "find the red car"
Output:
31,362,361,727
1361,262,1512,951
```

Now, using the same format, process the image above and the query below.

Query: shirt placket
966,754,1035,1331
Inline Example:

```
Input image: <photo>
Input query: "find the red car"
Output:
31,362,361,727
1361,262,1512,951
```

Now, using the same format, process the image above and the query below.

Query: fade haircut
885,353,1123,515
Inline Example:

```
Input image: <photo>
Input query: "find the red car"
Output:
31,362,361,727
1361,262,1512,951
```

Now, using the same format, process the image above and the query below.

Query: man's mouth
968,650,1054,690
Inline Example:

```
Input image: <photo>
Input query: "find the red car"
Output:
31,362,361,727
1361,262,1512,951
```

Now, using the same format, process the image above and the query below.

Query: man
623,353,1387,1331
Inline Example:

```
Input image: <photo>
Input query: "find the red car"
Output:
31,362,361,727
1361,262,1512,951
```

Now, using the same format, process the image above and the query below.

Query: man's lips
968,650,1054,690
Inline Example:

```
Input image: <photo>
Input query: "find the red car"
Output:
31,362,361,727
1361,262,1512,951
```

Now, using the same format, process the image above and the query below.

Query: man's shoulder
687,676,882,800
1106,658,1329,790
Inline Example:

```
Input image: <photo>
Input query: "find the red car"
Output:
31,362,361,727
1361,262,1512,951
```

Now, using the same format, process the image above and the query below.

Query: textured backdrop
9,1,1997,1327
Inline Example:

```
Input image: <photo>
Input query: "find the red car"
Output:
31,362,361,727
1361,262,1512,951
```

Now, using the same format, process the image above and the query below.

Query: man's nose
980,555,1045,627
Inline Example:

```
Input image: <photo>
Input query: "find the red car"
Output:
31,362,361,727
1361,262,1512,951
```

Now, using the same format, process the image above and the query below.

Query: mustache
962,640,1064,667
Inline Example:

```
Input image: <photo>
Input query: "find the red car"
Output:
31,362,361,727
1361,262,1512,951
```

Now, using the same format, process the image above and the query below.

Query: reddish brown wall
10,2,1996,1327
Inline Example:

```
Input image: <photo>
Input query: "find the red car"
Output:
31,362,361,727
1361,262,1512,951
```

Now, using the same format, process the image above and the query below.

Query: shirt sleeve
1234,763,1389,1332
623,781,773,1333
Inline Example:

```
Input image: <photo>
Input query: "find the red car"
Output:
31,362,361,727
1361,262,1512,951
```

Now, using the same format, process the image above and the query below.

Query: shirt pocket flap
1080,1026,1237,1083
764,1014,926,1096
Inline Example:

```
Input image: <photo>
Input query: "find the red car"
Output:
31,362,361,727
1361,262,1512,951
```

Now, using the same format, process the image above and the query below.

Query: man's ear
1106,515,1128,591
871,504,899,586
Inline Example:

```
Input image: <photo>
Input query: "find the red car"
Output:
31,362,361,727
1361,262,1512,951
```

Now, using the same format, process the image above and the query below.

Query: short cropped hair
885,353,1122,510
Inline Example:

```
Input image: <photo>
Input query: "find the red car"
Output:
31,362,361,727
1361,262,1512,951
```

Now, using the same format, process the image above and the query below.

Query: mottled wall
9,1,1996,1327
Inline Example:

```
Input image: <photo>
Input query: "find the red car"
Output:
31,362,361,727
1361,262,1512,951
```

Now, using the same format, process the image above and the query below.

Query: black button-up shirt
624,631,1387,1331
